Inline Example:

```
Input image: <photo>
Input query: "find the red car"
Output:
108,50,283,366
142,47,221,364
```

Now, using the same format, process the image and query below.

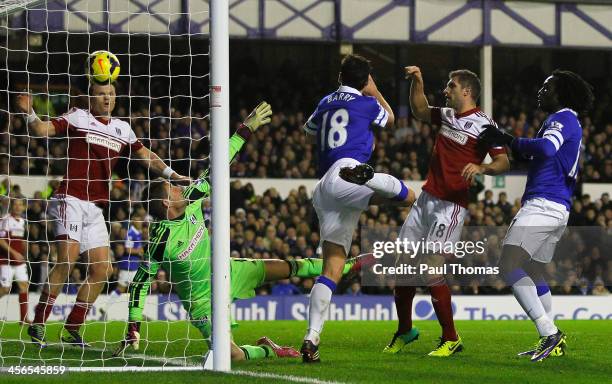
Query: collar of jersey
556,108,577,116
168,213,185,222
337,85,362,95
455,107,480,118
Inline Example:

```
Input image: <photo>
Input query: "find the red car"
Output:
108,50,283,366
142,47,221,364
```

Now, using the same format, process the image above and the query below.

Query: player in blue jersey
100,216,146,319
300,54,416,362
479,70,594,362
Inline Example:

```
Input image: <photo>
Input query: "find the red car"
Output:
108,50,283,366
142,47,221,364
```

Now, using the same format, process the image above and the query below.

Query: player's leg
192,315,298,361
62,202,112,345
384,195,427,354
302,240,345,363
14,264,30,325
30,238,80,347
517,261,566,357
0,265,11,300
61,245,112,345
501,199,568,361
262,257,363,282
31,197,83,346
301,166,374,362
339,163,415,207
425,199,467,357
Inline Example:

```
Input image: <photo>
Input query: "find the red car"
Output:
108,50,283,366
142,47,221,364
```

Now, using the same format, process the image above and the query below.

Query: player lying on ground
114,102,363,361
300,54,416,363
0,198,30,325
479,70,594,362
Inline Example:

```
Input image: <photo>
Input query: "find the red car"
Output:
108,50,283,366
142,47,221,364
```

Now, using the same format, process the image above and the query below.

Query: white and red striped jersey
424,107,506,208
51,108,144,202
0,214,25,265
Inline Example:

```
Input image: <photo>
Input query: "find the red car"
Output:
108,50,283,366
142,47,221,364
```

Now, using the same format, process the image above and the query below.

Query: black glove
478,124,515,147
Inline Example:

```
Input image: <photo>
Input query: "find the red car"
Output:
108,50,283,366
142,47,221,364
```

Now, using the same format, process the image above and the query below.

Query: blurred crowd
0,70,610,298
1,175,609,297
0,77,610,183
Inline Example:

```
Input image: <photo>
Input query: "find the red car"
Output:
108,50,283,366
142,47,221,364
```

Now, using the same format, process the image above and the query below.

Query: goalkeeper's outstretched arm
182,101,273,201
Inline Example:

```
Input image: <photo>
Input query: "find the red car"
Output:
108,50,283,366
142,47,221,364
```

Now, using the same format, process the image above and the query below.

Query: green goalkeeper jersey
128,132,248,321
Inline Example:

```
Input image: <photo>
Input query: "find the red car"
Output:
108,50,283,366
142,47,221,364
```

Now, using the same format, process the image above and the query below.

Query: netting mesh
0,0,210,369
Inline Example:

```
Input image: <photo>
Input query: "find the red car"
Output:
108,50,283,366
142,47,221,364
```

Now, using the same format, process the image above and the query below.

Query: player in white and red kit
15,82,189,347
0,198,30,325
384,67,510,356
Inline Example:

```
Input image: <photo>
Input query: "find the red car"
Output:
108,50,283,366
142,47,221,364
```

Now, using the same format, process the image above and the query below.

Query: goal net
0,0,217,372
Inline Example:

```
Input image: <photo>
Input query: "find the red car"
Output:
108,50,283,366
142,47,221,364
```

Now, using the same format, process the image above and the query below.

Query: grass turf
1,320,611,383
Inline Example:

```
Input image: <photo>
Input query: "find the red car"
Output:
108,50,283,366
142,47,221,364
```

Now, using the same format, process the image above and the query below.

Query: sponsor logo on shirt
548,121,564,131
86,133,122,152
440,126,468,145
177,224,205,260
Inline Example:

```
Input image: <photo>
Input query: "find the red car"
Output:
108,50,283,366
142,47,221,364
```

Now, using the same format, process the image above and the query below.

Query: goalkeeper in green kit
114,102,364,361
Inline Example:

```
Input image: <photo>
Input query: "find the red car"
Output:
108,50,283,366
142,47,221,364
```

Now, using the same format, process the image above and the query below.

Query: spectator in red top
0,198,29,324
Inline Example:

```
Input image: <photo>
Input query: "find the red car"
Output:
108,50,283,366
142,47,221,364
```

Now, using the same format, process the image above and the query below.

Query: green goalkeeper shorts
229,258,266,300
191,258,266,339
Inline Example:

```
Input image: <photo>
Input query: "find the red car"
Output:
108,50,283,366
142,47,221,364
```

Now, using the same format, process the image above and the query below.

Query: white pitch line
230,370,348,384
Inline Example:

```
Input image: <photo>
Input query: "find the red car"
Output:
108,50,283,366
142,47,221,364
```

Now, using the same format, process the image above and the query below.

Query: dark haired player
479,70,595,362
376,67,510,357
300,54,416,363
15,81,189,347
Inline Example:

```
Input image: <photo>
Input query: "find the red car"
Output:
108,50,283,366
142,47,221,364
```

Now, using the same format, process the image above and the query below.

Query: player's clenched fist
243,101,272,132
113,322,141,357
404,66,422,80
15,93,33,114
461,163,485,183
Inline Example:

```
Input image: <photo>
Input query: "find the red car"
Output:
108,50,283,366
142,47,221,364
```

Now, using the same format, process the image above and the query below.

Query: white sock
365,173,403,199
304,282,333,345
512,276,557,336
539,291,553,320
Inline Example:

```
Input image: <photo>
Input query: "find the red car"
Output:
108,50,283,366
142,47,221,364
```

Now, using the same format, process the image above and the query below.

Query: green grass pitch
1,320,611,383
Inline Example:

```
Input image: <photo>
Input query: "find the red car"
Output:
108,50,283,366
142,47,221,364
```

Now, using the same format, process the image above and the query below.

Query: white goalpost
207,0,231,372
0,0,230,373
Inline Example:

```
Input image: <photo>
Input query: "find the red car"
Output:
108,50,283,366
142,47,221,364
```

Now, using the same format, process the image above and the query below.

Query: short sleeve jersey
51,108,144,202
522,108,582,210
304,85,389,177
0,214,25,265
426,107,506,208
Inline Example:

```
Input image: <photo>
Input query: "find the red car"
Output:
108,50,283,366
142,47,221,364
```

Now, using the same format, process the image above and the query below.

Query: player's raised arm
182,101,273,202
15,92,56,137
362,75,395,128
405,66,432,123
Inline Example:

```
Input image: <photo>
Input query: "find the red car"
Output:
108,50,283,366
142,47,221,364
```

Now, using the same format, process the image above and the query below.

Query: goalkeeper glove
478,124,515,147
243,101,272,132
112,321,141,357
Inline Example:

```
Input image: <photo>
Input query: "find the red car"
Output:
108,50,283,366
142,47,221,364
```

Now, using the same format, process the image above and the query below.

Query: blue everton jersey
119,225,143,271
522,108,582,210
304,85,389,176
